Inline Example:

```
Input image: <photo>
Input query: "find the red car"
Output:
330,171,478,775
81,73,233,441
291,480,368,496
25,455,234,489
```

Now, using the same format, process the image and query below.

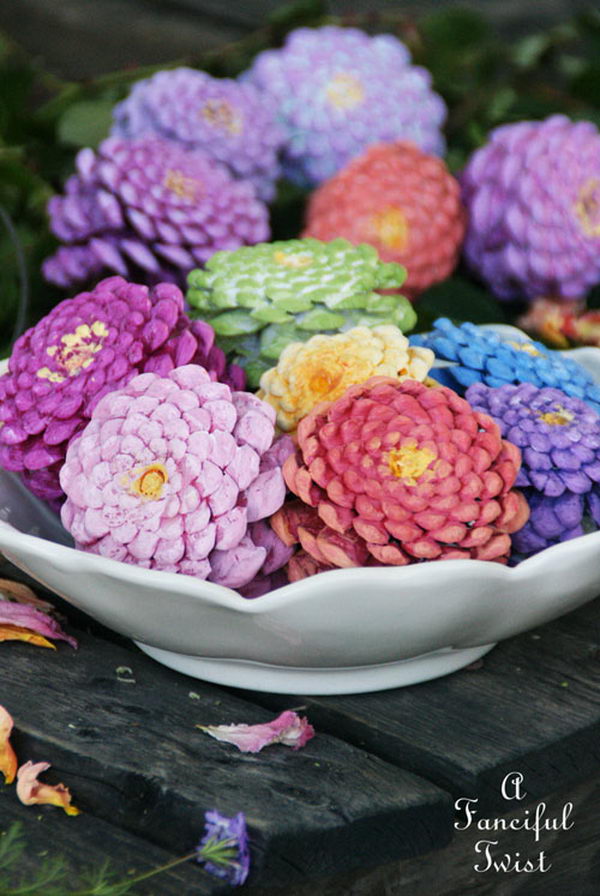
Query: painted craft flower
187,238,415,388
0,276,243,506
303,141,466,299
111,67,285,201
243,25,446,186
197,810,250,886
461,114,600,302
466,381,600,554
271,377,529,575
258,325,434,432
43,135,269,289
411,318,600,414
59,365,293,588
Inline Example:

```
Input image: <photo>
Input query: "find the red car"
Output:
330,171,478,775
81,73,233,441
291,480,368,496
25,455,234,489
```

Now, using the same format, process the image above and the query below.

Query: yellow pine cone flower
257,325,434,432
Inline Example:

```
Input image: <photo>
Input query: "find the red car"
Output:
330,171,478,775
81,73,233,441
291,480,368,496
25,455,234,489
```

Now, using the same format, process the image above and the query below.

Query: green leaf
57,99,114,148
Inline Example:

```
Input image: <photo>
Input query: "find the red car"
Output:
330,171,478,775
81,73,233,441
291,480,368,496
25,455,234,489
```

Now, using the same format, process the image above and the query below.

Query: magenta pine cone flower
461,115,600,302
59,365,293,588
466,381,600,555
197,810,250,886
0,276,243,505
43,135,269,289
243,26,446,187
111,67,284,201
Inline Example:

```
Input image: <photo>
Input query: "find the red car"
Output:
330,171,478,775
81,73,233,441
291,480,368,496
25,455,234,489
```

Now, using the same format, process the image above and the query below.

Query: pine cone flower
258,325,434,432
0,276,244,505
111,68,284,201
187,238,415,388
59,365,293,587
271,377,529,575
412,318,600,414
466,381,600,554
303,141,466,299
43,136,269,290
242,25,446,187
461,115,600,302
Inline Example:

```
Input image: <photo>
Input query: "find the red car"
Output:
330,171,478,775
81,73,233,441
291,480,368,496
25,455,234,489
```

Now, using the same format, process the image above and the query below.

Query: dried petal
0,705,18,784
197,710,315,753
16,761,80,815
0,602,77,649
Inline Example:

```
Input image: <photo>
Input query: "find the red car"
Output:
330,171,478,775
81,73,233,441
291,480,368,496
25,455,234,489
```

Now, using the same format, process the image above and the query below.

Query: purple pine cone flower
0,276,244,506
461,115,600,302
111,67,285,201
466,381,600,555
59,365,293,588
43,136,270,289
197,810,250,886
243,25,446,187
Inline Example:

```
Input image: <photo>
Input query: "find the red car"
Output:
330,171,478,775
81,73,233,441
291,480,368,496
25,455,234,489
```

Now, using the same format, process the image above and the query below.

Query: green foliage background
1,1,600,358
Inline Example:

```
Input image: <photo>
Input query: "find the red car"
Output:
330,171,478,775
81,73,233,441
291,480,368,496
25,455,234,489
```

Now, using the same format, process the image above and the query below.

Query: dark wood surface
2,551,600,894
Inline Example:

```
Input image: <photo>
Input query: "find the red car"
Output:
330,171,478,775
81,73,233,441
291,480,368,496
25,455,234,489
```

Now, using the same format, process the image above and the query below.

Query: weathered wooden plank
0,800,224,895
245,598,600,815
2,627,452,888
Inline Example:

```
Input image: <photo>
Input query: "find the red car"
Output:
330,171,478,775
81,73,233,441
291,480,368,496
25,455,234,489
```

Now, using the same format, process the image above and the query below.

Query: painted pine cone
0,276,243,505
43,136,269,289
111,68,285,201
271,377,529,577
461,115,600,302
243,26,446,187
186,238,415,388
303,141,466,299
60,365,293,588
258,325,434,432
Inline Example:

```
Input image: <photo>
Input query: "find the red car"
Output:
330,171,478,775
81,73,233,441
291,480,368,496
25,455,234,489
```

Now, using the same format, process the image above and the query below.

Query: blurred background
1,0,599,356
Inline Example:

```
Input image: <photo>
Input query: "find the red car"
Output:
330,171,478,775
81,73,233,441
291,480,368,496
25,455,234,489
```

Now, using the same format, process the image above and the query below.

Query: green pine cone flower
187,238,414,387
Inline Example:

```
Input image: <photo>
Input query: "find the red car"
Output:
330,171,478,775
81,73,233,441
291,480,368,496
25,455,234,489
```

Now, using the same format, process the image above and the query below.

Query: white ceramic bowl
2,327,600,695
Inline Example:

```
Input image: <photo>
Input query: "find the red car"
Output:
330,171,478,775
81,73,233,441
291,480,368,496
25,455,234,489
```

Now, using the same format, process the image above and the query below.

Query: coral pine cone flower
59,365,293,588
0,276,243,506
271,378,529,576
303,141,466,299
258,325,434,432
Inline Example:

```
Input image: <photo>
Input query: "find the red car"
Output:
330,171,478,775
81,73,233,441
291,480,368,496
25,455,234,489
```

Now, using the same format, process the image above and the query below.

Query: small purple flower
0,276,243,505
461,114,600,302
112,67,285,201
197,810,250,886
243,25,446,187
43,136,269,290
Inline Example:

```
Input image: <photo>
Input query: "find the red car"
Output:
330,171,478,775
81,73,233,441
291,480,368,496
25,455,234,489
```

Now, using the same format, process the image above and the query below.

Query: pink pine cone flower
59,365,293,588
271,377,529,574
43,135,270,289
0,276,244,505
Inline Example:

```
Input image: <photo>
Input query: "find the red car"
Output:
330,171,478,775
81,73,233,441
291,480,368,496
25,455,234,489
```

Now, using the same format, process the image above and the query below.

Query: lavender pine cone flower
0,276,244,505
412,318,600,414
243,25,446,187
59,365,294,588
197,810,250,886
461,115,600,301
43,136,269,289
466,381,600,554
111,68,285,201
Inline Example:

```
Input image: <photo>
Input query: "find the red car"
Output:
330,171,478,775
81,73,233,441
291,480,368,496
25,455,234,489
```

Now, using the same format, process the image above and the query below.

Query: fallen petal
0,705,18,784
197,710,315,753
16,761,80,815
0,624,55,649
0,579,54,612
0,603,77,649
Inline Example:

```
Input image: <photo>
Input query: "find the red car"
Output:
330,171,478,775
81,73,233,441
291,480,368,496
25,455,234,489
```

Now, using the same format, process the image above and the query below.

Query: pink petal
196,710,315,753
16,761,80,815
0,602,78,648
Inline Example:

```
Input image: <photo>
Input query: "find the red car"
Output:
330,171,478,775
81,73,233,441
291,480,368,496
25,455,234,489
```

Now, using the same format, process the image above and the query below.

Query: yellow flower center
574,178,600,237
129,463,169,500
36,321,109,382
505,340,542,357
308,366,343,397
272,250,312,269
538,406,574,426
163,169,201,201
370,206,409,251
200,99,242,136
325,73,365,109
387,442,437,486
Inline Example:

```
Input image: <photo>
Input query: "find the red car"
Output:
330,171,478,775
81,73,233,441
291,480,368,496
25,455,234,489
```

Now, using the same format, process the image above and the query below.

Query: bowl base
134,642,496,695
